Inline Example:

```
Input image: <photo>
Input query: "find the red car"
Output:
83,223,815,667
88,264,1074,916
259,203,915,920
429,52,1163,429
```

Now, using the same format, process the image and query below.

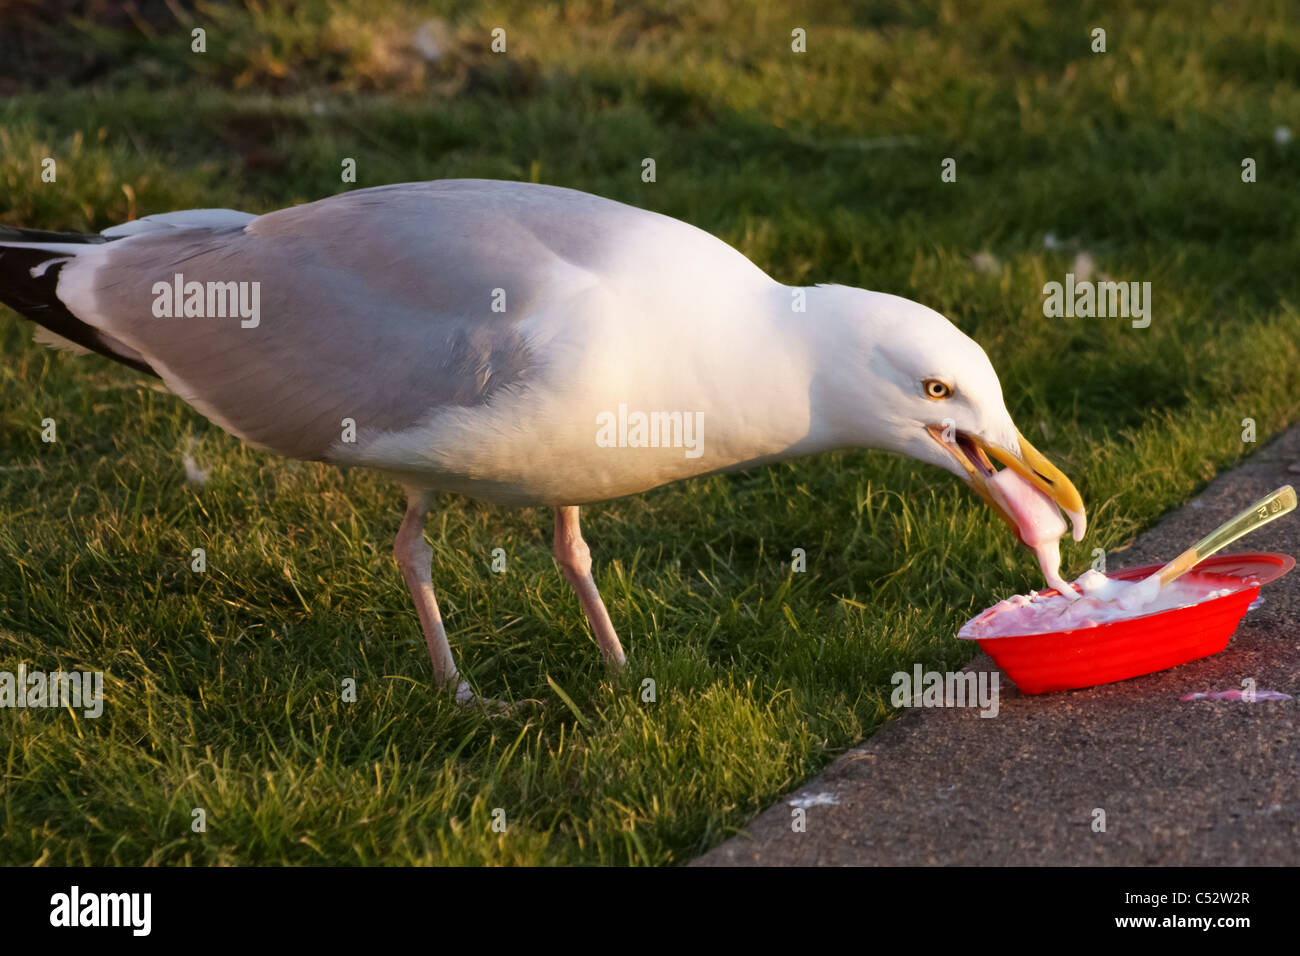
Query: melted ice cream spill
1180,689,1293,702
960,569,1236,639
986,467,1076,596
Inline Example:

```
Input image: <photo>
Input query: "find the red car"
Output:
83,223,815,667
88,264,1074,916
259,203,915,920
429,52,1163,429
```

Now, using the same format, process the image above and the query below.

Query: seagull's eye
923,379,953,400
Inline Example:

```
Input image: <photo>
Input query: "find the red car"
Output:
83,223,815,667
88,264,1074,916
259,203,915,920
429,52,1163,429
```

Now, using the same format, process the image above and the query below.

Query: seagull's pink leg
394,491,472,701
553,506,626,665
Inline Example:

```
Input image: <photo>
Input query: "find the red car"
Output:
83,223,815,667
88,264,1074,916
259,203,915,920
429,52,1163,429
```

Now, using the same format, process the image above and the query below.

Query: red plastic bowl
958,552,1294,694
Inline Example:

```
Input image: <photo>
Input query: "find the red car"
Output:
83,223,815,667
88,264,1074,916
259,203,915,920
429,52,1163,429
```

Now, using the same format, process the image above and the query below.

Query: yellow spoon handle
1153,484,1297,587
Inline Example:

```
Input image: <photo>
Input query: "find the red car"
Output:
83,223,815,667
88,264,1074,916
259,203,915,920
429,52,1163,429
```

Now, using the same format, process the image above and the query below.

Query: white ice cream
959,568,1237,639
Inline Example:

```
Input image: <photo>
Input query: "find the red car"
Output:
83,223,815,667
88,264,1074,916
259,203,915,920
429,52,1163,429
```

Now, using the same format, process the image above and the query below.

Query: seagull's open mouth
926,424,1087,542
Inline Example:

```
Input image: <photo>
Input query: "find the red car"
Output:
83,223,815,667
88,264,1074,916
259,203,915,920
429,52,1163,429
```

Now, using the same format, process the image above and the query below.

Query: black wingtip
0,235,158,377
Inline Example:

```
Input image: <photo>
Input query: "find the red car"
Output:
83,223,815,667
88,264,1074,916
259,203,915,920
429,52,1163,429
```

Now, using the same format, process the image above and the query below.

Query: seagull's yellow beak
926,425,1087,541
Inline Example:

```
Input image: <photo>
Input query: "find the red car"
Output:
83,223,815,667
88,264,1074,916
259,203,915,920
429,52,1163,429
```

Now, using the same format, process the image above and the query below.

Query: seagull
0,179,1086,702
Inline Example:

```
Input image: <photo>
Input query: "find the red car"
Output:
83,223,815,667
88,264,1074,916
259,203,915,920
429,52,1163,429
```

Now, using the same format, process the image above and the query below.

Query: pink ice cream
986,467,1076,596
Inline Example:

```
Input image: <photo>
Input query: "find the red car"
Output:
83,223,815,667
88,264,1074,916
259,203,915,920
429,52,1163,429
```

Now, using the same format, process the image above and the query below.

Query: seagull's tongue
987,468,1076,596
989,468,1065,547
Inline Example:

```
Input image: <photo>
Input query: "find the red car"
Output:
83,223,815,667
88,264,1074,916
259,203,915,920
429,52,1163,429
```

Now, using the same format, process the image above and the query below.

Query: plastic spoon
1115,484,1297,611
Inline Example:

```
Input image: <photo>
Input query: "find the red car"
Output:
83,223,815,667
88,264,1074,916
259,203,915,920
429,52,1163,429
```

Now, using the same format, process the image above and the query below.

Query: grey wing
63,182,611,460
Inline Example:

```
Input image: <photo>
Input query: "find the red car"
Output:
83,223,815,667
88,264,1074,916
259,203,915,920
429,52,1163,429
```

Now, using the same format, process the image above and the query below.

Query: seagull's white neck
762,283,901,455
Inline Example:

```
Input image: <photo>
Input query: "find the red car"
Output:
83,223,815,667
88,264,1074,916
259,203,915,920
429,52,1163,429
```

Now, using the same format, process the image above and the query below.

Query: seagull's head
819,287,1086,543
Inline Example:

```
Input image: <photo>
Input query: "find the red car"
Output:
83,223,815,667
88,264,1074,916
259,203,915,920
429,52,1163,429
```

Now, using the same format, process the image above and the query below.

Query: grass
1,0,1299,865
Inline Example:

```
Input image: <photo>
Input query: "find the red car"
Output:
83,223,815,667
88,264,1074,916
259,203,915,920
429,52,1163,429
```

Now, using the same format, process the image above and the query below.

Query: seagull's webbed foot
454,681,542,716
